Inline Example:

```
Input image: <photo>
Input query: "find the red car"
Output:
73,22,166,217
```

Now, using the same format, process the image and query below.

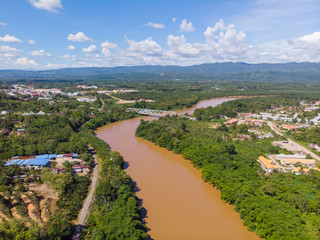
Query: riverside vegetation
136,97,320,240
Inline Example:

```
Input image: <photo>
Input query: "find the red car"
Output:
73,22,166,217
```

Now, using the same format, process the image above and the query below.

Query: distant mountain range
1,62,320,80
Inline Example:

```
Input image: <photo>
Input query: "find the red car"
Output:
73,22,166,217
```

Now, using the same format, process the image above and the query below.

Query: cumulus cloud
172,17,177,22
27,0,62,13
67,32,93,42
15,57,38,68
204,19,226,41
82,45,98,53
180,19,195,32
67,45,76,50
30,49,52,57
299,32,320,45
126,37,164,57
0,22,7,26
203,19,253,60
167,35,200,56
0,45,22,57
28,39,36,45
145,22,165,29
100,40,118,57
0,34,23,43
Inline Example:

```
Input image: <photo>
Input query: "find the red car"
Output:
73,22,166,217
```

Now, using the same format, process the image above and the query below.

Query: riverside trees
136,109,320,239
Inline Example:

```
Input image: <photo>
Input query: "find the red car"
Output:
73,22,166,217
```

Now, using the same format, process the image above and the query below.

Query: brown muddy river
96,98,260,240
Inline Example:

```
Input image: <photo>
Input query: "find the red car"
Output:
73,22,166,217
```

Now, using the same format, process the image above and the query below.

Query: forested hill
1,62,320,80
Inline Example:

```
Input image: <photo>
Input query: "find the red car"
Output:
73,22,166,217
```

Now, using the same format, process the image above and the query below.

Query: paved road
72,151,98,240
267,121,320,161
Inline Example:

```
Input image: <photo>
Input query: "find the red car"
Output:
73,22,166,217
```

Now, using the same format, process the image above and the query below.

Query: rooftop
258,156,278,170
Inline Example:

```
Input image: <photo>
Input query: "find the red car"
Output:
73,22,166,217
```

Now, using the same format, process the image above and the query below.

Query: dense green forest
136,98,320,239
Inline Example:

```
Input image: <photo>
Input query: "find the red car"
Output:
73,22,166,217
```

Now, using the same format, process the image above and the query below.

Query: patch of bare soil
21,193,43,225
11,206,23,220
0,212,10,223
40,197,55,222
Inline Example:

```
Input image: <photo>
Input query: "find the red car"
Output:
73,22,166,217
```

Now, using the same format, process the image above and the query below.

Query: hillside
1,62,320,81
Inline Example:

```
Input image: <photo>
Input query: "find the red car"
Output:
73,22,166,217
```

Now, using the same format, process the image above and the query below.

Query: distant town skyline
0,0,320,69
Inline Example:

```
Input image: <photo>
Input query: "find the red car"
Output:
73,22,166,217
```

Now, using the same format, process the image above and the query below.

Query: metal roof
5,158,50,167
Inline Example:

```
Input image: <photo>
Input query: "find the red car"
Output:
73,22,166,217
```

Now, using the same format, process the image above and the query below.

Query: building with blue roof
4,153,78,169
23,158,50,169
5,155,53,169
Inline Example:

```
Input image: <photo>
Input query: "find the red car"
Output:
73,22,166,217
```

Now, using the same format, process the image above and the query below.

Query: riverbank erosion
96,98,260,240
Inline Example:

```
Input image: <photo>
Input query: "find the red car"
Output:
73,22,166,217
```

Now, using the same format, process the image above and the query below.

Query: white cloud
0,45,22,57
27,0,62,13
0,22,7,26
167,35,200,56
100,40,118,57
203,19,253,60
204,19,226,41
30,49,52,57
82,53,102,62
180,19,195,32
67,45,76,50
67,32,93,42
299,32,320,45
0,34,23,43
0,45,20,53
101,41,118,49
82,45,98,53
97,37,167,66
15,57,38,68
59,54,77,60
28,39,36,45
145,22,165,29
172,17,177,22
126,37,164,57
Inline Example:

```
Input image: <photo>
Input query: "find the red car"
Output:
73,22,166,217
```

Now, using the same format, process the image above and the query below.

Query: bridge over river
126,108,176,117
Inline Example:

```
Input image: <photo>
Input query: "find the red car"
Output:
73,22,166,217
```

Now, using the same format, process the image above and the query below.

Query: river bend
96,98,260,240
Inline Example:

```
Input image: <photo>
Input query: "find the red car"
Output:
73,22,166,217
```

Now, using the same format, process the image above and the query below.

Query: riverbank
96,97,260,239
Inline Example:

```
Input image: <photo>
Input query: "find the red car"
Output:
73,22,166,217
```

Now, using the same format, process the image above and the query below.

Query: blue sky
0,0,320,69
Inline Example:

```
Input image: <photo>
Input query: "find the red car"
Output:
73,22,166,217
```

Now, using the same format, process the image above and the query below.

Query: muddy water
96,98,260,240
